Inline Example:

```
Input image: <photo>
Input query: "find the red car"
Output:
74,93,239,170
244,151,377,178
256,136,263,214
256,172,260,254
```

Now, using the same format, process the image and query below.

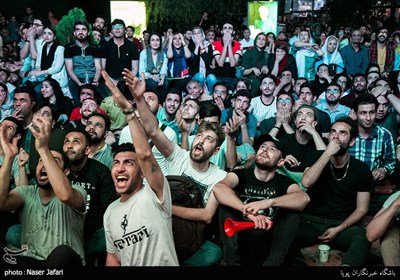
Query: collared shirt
339,43,370,76
349,125,396,174
316,100,351,123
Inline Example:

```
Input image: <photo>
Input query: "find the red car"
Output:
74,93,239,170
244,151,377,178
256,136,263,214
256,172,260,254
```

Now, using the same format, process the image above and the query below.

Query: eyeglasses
31,23,43,27
277,98,292,104
112,24,124,29
326,88,340,94
213,90,227,95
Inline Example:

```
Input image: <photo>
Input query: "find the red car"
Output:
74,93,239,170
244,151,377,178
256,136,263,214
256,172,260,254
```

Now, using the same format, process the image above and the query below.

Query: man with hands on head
0,108,87,266
101,70,179,266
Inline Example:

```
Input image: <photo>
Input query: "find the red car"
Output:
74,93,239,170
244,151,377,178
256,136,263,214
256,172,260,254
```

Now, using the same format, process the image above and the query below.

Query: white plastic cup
318,244,330,263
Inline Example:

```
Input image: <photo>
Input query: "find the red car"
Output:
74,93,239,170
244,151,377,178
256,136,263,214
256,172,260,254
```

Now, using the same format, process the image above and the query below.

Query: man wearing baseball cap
213,133,310,266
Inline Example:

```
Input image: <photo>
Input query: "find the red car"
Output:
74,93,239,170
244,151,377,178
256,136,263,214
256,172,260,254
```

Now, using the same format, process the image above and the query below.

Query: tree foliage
143,0,246,32
56,8,87,46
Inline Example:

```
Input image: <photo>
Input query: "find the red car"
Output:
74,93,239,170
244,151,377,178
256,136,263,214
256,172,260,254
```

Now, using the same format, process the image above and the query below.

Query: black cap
255,134,285,157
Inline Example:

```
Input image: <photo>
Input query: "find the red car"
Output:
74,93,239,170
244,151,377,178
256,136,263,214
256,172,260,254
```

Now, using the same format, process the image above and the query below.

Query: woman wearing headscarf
315,35,344,74
292,29,323,81
240,32,269,97
189,26,217,94
268,40,297,78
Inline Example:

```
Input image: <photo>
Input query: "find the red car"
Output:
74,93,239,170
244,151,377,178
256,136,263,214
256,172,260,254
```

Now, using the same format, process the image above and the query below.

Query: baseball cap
254,134,285,157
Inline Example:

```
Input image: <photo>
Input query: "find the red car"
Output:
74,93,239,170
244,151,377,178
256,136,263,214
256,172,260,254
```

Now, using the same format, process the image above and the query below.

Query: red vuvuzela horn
224,218,255,237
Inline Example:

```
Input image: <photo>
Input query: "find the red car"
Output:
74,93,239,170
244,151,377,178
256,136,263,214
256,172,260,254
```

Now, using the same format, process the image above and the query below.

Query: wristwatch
384,90,393,99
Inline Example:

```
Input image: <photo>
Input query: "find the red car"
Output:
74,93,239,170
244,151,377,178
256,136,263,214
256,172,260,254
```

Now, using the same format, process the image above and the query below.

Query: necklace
330,157,350,181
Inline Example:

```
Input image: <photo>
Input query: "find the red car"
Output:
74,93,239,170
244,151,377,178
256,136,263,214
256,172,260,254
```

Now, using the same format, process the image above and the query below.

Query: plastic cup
318,244,330,263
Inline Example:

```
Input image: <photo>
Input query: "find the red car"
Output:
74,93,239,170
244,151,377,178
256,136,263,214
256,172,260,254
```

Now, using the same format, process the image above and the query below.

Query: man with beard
248,74,278,128
175,98,201,145
69,84,106,121
349,94,396,215
157,88,182,138
368,26,394,77
104,70,229,266
65,98,101,131
0,108,87,266
63,129,117,266
220,89,256,146
316,82,351,123
290,116,373,266
85,112,113,169
212,134,309,266
339,73,368,113
64,20,102,106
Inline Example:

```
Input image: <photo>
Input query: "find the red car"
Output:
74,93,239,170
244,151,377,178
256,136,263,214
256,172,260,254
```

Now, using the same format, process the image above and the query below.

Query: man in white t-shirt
120,72,237,266
102,71,179,266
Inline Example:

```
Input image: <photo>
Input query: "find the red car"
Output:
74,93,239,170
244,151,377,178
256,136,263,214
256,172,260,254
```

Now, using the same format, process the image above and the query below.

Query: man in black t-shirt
292,116,373,266
213,134,309,266
100,19,139,85
278,104,326,172
63,129,118,266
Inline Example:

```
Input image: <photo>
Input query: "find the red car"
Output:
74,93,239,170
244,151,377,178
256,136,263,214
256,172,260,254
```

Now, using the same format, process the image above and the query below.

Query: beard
38,182,52,191
190,144,214,164
255,154,278,171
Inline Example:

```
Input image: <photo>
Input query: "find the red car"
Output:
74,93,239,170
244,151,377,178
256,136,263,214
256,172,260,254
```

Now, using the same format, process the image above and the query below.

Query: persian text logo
3,245,28,265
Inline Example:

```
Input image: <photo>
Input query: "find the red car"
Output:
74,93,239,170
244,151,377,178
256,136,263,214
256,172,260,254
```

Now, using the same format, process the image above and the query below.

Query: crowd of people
0,5,400,268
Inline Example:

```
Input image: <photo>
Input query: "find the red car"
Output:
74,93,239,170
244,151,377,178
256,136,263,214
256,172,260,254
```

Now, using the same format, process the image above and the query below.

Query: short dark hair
233,89,251,100
352,94,378,113
33,101,58,121
199,103,221,120
112,143,135,157
14,86,36,103
65,128,92,147
333,116,358,140
3,116,23,136
88,112,111,132
111,18,126,28
74,19,89,29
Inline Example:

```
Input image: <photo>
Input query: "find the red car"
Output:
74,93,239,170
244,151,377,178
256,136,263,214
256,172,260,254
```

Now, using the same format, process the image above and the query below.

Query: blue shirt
349,125,396,174
340,44,369,76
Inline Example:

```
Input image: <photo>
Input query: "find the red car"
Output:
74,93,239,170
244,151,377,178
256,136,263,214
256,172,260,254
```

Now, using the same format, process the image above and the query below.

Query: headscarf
241,32,268,71
275,41,289,74
320,35,343,66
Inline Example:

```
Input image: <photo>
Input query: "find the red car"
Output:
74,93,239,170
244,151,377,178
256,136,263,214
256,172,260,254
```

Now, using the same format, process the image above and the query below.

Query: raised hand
123,70,146,101
18,148,29,168
102,70,131,110
30,115,51,152
0,124,19,158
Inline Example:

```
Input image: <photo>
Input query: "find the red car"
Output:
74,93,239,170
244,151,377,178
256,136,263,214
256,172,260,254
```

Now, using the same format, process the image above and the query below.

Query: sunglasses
112,24,124,29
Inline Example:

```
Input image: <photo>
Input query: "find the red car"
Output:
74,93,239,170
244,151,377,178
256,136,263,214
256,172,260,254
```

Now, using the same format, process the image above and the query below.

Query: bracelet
274,125,281,130
122,107,135,115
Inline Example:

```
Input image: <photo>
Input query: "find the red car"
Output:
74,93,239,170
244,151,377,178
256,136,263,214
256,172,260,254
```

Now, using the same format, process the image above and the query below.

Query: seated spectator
213,134,309,266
